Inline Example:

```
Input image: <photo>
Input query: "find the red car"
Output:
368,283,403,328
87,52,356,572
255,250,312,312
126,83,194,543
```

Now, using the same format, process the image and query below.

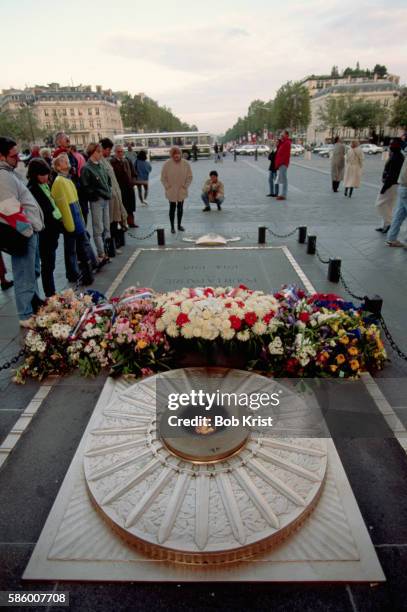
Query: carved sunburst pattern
84,369,327,564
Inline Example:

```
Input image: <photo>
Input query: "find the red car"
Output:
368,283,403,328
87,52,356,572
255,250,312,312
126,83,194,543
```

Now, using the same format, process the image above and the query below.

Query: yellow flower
348,346,358,356
137,339,148,350
330,365,338,372
339,336,350,345
100,341,107,349
376,339,384,350
349,359,360,371
336,354,346,364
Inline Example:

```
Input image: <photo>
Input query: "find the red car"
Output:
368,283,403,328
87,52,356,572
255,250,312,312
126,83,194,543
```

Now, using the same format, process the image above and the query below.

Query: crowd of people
1,128,407,328
0,132,152,326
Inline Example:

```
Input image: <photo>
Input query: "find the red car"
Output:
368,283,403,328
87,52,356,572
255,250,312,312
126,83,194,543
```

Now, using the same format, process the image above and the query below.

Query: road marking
346,585,359,612
243,160,303,193
292,161,381,190
281,246,316,294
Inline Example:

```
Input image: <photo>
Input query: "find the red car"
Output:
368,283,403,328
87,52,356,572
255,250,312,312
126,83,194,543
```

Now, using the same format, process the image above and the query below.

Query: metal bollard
156,228,165,246
327,258,341,283
258,226,267,244
307,235,316,254
234,150,237,162
254,148,258,161
363,295,383,316
298,226,307,243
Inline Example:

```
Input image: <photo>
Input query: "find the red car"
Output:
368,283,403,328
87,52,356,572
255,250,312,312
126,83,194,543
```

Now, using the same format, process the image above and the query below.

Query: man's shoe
266,194,273,197
276,196,286,201
217,205,222,211
375,227,384,232
1,280,13,291
202,207,211,212
386,239,406,247
383,225,391,234
171,227,176,234
178,226,185,232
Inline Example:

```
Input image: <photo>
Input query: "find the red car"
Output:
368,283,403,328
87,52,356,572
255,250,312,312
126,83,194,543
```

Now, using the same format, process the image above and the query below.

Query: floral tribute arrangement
14,285,387,383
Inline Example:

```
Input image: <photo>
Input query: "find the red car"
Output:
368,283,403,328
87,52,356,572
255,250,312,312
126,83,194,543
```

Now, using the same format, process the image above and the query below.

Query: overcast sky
2,0,406,133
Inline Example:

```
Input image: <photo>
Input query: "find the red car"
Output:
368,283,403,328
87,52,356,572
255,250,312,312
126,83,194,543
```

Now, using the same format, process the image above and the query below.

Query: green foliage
317,97,347,139
390,88,407,129
342,98,388,135
373,64,388,78
272,81,310,132
0,107,44,146
120,94,196,132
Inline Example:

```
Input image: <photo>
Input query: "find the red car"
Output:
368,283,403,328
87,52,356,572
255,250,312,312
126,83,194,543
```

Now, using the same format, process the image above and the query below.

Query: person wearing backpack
0,137,44,327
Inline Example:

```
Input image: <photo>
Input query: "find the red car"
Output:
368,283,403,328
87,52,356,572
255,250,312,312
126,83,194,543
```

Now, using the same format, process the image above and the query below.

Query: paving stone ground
0,153,407,611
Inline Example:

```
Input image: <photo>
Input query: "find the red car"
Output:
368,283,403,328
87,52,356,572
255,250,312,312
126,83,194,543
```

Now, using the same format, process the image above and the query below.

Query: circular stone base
84,369,327,564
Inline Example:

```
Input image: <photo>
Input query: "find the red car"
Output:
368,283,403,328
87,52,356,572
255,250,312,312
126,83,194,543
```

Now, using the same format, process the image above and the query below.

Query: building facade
0,83,124,146
302,73,401,144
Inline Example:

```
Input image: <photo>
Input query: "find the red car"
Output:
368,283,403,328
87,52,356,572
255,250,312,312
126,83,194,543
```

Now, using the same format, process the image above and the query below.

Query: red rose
237,300,245,309
244,311,258,326
204,288,215,297
225,302,232,309
297,290,306,299
176,313,190,327
156,307,164,318
263,311,275,324
239,284,248,290
285,358,299,373
229,315,242,330
298,312,310,323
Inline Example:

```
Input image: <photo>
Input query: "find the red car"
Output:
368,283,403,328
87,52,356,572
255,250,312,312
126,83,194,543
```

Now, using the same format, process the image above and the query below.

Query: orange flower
330,364,338,372
339,335,350,345
350,359,360,371
348,346,358,356
336,354,346,364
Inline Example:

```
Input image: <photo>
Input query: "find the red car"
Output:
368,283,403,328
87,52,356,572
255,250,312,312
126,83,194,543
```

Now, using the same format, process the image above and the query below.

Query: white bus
113,131,213,160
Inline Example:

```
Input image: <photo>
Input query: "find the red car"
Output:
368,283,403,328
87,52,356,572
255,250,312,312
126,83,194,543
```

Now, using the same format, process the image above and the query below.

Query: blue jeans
278,165,288,197
201,194,224,208
388,186,407,241
268,171,279,196
11,232,41,320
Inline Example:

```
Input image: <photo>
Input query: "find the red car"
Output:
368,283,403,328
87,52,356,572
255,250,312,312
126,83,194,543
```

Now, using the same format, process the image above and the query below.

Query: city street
1,153,407,610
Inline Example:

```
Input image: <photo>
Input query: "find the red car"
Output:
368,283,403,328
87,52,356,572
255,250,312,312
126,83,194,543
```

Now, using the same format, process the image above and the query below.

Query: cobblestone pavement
1,154,407,611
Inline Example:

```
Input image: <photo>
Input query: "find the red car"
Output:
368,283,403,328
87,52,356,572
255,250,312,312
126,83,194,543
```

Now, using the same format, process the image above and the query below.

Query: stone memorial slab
113,246,306,294
24,375,385,583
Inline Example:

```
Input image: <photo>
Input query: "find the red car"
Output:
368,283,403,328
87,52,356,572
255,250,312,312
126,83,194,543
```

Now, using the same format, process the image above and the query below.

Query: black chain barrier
266,226,299,239
379,315,407,362
339,273,364,302
0,348,26,372
127,228,157,241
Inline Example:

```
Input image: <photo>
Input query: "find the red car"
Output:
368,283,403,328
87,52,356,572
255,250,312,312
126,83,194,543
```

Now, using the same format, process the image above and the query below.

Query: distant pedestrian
81,143,112,261
202,170,224,211
27,158,63,297
134,150,152,205
191,142,198,161
375,138,404,233
214,142,221,163
386,156,407,247
110,144,137,227
344,141,364,198
275,130,292,200
125,143,137,164
0,137,44,326
161,146,193,233
51,153,96,283
267,141,279,197
330,136,345,192
99,138,128,253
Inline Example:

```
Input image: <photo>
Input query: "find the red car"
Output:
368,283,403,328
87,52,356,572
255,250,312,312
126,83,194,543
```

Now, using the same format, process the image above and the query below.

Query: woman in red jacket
275,130,292,200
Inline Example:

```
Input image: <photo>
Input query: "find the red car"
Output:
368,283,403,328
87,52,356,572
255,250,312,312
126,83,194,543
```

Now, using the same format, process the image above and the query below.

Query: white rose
221,328,235,340
181,323,194,339
166,323,179,337
237,330,250,341
252,322,267,335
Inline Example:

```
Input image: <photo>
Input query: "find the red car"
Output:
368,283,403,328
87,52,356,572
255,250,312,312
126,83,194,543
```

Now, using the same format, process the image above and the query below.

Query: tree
0,106,44,146
390,88,407,129
120,94,197,132
317,97,347,140
342,98,386,138
331,65,339,78
272,81,310,133
373,64,387,78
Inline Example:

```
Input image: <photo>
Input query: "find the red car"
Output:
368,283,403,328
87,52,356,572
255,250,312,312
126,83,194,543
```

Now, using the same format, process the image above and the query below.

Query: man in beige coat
161,146,193,233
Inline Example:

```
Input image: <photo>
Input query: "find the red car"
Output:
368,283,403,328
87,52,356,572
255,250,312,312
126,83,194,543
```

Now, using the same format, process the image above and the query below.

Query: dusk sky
2,0,407,133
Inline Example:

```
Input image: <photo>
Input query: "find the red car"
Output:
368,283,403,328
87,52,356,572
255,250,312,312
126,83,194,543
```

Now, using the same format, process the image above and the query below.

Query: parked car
291,144,305,156
360,143,384,155
255,144,270,155
312,144,328,154
235,144,256,155
318,144,335,158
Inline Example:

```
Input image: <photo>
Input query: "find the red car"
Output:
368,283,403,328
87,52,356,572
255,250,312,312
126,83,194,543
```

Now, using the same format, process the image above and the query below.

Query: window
89,119,94,128
44,109,49,116
62,108,67,116
135,138,147,147
96,120,101,128
88,108,92,115
45,122,51,129
70,108,75,116
71,120,76,129
79,119,84,129
173,137,184,146
95,108,100,115
52,109,57,116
